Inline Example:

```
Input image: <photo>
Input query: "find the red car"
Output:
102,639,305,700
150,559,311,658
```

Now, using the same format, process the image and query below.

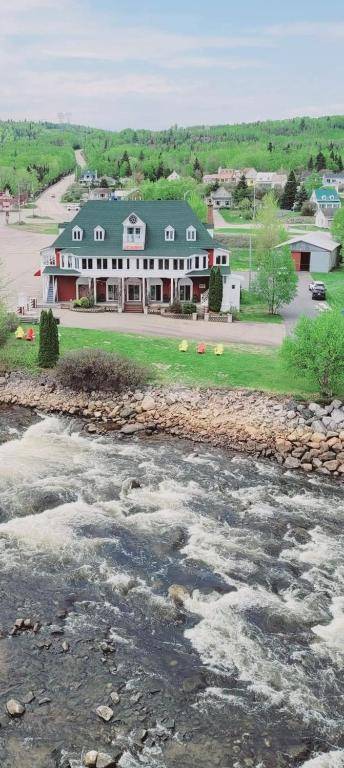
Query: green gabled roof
52,200,222,257
42,266,80,276
314,187,340,202
187,265,231,277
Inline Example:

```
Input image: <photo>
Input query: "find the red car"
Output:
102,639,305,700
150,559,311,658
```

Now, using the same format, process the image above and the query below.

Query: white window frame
94,226,105,242
186,226,196,242
72,226,83,241
165,226,175,242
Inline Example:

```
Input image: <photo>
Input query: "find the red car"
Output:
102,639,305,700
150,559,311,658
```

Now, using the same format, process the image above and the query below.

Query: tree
267,142,274,153
255,193,288,264
193,157,203,181
307,156,314,171
38,309,59,368
332,207,344,252
234,174,249,205
208,266,223,313
280,170,297,210
294,184,309,211
253,246,297,314
304,170,322,195
315,151,326,172
119,151,131,177
281,311,344,397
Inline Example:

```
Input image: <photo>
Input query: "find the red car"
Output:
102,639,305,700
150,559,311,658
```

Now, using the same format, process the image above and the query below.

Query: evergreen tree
208,266,223,313
38,309,59,368
234,174,248,205
193,157,203,181
337,156,343,172
280,170,297,210
307,156,314,171
315,151,326,171
294,184,308,211
267,141,273,153
119,150,131,177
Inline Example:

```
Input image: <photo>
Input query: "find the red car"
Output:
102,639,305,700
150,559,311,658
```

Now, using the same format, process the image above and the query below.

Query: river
0,408,343,768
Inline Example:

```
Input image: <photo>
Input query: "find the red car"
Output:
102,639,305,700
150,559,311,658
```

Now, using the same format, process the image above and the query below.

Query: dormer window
186,225,196,242
94,226,105,241
72,226,83,241
165,226,175,242
123,213,146,251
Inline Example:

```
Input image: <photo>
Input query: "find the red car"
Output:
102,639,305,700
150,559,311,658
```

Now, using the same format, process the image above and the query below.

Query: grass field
0,325,340,398
9,222,59,235
229,247,257,271
311,266,344,310
219,210,253,225
239,290,282,324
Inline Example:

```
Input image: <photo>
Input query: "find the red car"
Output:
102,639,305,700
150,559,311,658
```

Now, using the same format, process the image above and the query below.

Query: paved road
281,271,324,332
55,308,285,347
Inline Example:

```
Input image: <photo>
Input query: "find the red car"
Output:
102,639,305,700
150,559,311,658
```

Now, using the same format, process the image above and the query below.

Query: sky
1,0,344,130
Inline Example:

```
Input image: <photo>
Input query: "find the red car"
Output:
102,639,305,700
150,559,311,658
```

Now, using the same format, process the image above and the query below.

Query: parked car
309,280,325,293
312,285,326,300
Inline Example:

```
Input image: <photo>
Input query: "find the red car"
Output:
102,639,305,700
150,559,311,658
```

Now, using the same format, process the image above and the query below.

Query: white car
309,280,325,293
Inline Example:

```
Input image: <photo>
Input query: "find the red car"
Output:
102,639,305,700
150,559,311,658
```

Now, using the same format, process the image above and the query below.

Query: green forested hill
1,115,344,194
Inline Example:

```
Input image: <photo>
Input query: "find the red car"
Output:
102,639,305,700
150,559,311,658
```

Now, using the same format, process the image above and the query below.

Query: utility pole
249,234,253,291
18,184,21,225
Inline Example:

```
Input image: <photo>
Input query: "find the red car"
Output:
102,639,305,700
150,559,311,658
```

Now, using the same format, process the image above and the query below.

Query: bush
182,302,197,315
0,311,11,348
56,349,150,393
168,299,183,314
73,296,95,309
281,310,344,397
6,312,20,332
301,201,316,217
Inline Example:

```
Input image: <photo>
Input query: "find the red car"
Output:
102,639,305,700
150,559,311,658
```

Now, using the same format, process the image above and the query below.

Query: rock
141,396,155,411
84,751,98,767
62,640,70,652
120,406,136,418
301,463,313,472
310,420,326,434
329,399,342,411
88,424,97,433
99,641,116,654
121,477,141,495
110,691,120,704
131,728,148,745
323,460,339,471
6,699,25,717
96,752,120,768
328,408,344,425
14,618,24,629
130,692,142,704
120,423,145,434
38,696,51,705
168,584,190,605
182,673,206,693
96,705,113,722
50,625,64,635
284,457,301,469
22,691,35,704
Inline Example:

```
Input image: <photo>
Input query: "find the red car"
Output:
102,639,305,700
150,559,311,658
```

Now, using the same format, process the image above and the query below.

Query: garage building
276,232,340,273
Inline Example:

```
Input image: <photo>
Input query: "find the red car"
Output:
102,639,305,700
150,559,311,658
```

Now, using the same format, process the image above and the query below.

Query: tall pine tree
315,151,326,172
234,174,248,205
38,309,59,368
280,170,297,210
208,267,223,313
294,184,309,211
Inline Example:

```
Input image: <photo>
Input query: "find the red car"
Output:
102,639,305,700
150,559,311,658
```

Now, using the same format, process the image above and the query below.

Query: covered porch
76,277,205,309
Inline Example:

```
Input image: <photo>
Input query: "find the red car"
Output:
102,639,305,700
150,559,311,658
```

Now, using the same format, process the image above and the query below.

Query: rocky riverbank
0,372,343,478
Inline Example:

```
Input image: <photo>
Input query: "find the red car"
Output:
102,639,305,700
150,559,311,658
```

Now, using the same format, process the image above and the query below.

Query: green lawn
239,290,283,324
0,325,337,398
311,266,344,310
219,209,253,225
229,247,257,271
10,222,58,235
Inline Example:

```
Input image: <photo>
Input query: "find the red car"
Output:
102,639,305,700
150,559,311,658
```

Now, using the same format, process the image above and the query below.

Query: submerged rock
121,477,141,495
96,705,114,722
84,751,98,767
168,584,190,605
6,698,25,717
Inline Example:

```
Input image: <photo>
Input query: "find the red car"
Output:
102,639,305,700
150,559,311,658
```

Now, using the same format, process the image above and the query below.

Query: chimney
207,201,214,226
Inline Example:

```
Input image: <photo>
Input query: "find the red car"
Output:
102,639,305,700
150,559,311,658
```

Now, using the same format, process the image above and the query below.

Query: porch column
121,277,125,308
142,276,146,308
93,278,97,304
170,277,174,302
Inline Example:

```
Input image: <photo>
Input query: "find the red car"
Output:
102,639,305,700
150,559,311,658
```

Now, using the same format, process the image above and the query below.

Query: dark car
312,286,326,300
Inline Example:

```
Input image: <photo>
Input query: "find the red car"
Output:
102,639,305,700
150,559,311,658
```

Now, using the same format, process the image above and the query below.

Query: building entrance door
127,283,141,302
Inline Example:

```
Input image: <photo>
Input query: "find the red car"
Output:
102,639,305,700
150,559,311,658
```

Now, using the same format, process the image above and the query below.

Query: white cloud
265,21,344,40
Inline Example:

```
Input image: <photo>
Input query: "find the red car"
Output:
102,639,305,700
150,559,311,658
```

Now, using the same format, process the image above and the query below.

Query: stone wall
0,373,343,478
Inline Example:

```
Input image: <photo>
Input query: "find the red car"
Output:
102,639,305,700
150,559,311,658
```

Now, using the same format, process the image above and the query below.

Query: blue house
80,169,98,185
310,187,341,211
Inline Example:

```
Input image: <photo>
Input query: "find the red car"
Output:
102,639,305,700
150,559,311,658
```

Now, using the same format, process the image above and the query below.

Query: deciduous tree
253,247,297,314
282,311,344,397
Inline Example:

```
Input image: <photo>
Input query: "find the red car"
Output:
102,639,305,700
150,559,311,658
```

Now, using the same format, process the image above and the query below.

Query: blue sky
2,0,344,129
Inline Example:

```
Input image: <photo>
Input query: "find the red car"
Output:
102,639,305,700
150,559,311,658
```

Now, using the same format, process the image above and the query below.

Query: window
173,259,178,270
97,258,102,269
195,256,199,269
136,259,140,269
94,226,105,241
127,258,130,269
179,259,184,270
143,259,148,270
126,226,142,243
203,256,207,268
150,284,162,301
186,226,196,242
118,259,123,270
165,226,175,241
180,284,191,301
112,258,117,269
82,258,92,269
221,254,227,265
158,259,163,270
164,259,169,270
72,226,83,241
108,283,119,302
149,259,154,270
232,284,236,289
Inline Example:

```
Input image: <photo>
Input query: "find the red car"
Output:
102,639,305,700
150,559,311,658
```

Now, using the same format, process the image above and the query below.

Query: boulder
182,673,206,693
284,457,301,469
110,691,120,705
141,396,155,411
323,460,339,471
120,423,145,434
329,408,344,425
121,477,141,495
96,705,113,722
6,699,25,717
96,753,119,768
168,584,190,605
84,753,98,767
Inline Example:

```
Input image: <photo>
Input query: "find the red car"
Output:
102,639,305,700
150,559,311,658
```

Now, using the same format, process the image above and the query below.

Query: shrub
0,310,11,348
281,310,344,397
168,299,183,314
56,348,150,393
6,312,20,332
38,309,59,368
301,201,316,217
182,302,197,315
73,296,95,309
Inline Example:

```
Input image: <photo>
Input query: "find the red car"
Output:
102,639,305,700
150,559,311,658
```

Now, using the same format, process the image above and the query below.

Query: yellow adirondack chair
179,339,189,352
214,344,224,356
15,326,25,340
